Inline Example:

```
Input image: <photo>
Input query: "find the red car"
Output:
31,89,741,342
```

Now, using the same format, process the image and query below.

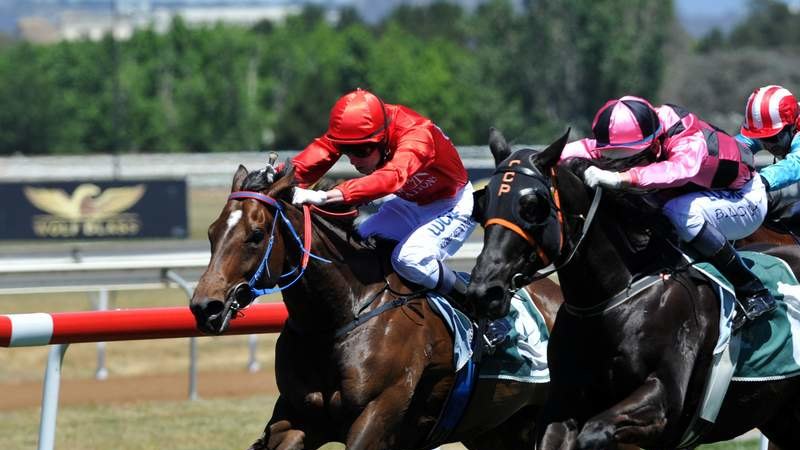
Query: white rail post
93,289,109,380
163,269,199,400
760,435,769,450
247,298,261,373
247,334,260,372
38,343,69,450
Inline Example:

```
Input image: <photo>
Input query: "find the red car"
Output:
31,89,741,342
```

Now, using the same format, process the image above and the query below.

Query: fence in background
0,303,288,450
0,243,483,381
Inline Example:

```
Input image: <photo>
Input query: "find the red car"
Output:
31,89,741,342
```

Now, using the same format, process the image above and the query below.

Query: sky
3,0,800,38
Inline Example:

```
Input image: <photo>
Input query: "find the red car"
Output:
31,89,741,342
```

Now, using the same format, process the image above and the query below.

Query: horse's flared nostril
190,297,226,330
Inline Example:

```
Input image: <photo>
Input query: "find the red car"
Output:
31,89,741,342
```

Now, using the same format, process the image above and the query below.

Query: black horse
467,129,800,449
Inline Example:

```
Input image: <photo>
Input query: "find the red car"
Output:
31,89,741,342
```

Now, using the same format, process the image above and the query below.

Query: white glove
583,166,622,189
292,187,328,205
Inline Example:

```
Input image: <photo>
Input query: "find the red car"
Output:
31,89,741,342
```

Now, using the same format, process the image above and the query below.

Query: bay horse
189,161,561,450
467,130,800,449
737,219,800,248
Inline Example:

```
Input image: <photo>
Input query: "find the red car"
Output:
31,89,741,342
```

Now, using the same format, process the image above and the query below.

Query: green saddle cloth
694,251,800,381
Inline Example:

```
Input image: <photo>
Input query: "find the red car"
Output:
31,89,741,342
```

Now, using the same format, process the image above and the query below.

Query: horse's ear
267,164,296,199
489,127,512,167
535,128,570,171
472,187,488,223
231,165,248,192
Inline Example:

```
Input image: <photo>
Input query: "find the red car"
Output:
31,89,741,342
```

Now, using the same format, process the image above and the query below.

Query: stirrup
740,290,777,321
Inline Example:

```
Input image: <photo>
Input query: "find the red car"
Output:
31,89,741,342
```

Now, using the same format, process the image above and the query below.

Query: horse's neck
281,213,388,332
558,224,633,308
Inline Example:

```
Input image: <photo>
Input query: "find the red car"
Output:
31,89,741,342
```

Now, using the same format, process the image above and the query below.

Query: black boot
436,264,469,307
689,224,777,327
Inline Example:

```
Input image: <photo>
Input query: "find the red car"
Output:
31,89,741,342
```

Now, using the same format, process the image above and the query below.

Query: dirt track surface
0,370,279,411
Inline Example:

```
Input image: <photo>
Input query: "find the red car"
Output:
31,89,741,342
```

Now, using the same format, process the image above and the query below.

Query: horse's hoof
246,438,268,450
576,427,613,450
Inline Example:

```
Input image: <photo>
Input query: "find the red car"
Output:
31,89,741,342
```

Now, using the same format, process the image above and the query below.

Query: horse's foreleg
344,385,414,450
539,419,580,450
248,395,329,450
575,376,668,449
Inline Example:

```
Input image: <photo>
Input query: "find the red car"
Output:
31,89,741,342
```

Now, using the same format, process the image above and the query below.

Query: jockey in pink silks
562,96,775,324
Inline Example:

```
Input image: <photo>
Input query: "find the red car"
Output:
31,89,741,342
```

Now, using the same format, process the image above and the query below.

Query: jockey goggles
337,143,381,158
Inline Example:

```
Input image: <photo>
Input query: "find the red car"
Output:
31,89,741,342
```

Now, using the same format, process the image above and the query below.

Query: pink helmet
740,85,799,139
325,88,387,145
591,96,663,159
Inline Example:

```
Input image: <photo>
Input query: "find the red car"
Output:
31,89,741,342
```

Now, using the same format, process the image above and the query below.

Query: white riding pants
357,183,477,291
663,175,768,242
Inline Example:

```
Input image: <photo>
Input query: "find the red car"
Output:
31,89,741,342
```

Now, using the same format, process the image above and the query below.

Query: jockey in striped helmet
290,89,476,303
735,85,800,222
562,95,775,326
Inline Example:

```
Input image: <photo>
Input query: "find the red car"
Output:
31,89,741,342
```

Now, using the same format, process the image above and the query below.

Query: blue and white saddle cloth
423,279,551,445
425,284,550,383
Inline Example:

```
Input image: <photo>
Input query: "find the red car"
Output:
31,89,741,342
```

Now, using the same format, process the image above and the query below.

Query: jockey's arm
331,149,429,204
625,135,705,189
293,137,342,187
758,133,800,191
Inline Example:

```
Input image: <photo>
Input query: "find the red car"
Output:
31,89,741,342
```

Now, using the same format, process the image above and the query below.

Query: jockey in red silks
735,85,800,220
290,88,476,301
562,95,775,324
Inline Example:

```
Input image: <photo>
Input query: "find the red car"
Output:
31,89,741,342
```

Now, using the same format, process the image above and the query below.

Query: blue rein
228,191,331,297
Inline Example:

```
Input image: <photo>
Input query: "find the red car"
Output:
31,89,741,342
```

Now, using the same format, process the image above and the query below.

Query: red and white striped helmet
740,85,799,139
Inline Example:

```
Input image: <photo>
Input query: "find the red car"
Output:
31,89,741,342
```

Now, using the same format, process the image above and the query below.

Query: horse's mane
560,157,684,275
240,164,372,252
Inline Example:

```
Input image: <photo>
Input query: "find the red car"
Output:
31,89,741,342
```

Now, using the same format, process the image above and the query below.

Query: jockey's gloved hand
292,187,328,205
583,166,624,189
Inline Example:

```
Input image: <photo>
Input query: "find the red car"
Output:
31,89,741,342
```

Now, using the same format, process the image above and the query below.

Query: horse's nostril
192,297,225,318
203,299,225,318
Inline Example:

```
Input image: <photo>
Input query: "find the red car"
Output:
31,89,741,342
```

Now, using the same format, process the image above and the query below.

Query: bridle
225,191,356,312
484,163,603,292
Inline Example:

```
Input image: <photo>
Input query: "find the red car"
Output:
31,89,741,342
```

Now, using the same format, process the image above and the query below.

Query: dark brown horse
467,130,800,449
737,219,800,248
189,161,561,450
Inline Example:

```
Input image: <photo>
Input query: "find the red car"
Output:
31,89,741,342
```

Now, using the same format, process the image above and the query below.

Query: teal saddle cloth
694,251,800,381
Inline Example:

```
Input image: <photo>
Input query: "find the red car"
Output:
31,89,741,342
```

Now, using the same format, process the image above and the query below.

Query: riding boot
689,224,777,326
436,264,469,307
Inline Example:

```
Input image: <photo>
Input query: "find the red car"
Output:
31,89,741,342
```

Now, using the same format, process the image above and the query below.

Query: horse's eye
247,229,265,244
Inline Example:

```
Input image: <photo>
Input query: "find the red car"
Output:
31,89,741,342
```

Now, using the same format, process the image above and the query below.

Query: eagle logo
24,183,146,220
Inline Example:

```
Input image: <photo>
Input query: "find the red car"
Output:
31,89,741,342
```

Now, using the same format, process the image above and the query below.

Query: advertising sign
0,179,188,240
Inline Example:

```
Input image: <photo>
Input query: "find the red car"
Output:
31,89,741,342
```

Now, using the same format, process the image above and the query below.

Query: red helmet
591,95,663,159
741,85,799,139
325,88,387,145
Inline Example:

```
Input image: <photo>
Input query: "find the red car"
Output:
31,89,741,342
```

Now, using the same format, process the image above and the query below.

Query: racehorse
189,159,561,450
737,219,800,248
466,129,800,449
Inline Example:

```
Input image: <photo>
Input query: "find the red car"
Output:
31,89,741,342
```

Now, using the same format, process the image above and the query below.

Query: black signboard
0,179,188,240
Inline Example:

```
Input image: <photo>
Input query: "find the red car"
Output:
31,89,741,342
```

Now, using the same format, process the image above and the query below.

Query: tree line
0,0,785,155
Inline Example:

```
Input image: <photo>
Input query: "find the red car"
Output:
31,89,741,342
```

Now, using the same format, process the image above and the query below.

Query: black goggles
338,143,380,158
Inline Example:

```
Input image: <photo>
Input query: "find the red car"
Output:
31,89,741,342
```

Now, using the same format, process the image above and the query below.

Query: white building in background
16,1,304,43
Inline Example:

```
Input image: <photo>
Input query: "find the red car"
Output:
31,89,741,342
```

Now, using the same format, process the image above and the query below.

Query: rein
228,191,332,300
